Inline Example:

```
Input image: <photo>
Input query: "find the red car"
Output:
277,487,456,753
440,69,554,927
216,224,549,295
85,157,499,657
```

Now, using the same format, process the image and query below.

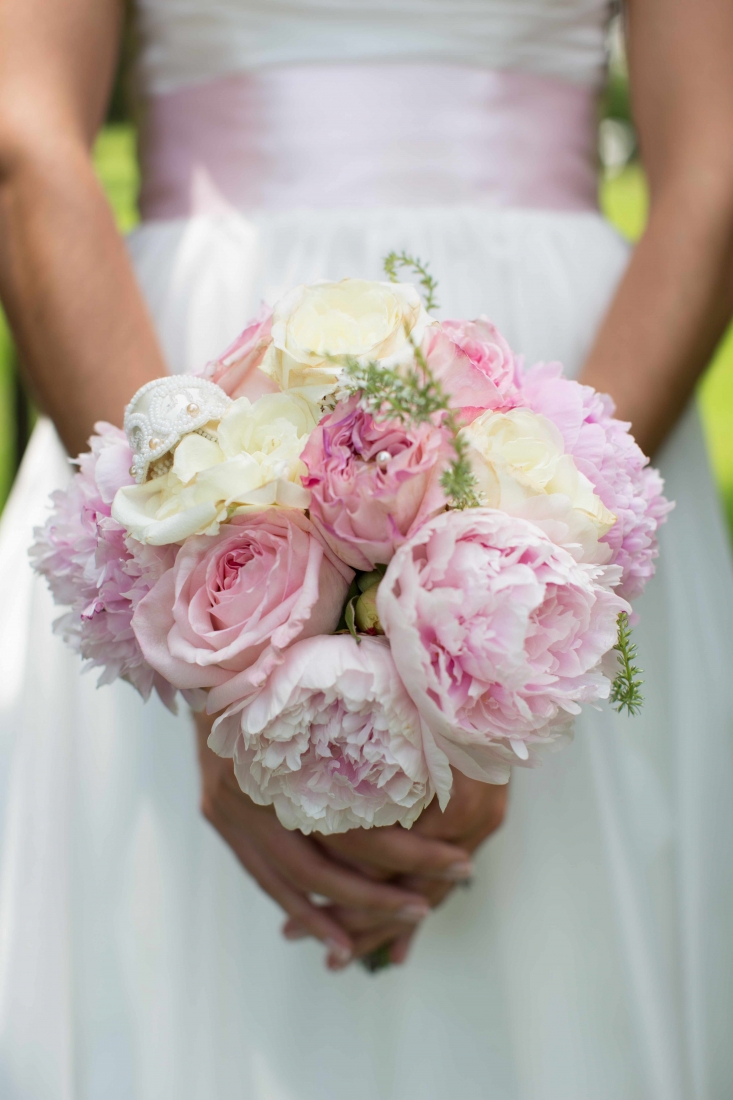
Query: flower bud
354,583,384,635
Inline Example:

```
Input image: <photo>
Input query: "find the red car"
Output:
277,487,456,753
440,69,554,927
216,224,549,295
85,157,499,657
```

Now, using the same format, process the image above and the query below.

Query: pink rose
209,634,433,834
301,395,450,571
202,303,278,400
423,317,521,424
378,509,629,800
132,509,353,710
519,362,673,600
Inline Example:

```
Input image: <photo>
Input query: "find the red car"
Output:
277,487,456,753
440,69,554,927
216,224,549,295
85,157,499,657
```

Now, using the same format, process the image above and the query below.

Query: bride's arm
580,0,733,455
0,0,167,455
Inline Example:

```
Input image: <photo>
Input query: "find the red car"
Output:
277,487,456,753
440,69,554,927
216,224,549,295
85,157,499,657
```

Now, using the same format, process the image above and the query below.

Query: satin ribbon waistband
138,64,599,219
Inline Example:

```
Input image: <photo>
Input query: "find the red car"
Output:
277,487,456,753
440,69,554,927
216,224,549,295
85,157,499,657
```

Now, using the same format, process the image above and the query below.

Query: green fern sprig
339,340,480,510
383,251,440,313
609,611,644,716
439,428,481,510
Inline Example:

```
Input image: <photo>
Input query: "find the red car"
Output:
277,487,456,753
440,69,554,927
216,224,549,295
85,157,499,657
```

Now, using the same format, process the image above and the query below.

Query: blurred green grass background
0,122,731,537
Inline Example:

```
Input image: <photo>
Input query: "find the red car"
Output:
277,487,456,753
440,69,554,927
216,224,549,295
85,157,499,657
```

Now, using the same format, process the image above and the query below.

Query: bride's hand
286,772,509,964
195,713,470,968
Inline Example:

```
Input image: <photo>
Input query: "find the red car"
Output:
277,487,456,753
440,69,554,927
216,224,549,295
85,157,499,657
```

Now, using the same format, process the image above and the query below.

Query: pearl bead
376,450,391,470
129,465,136,478
148,437,162,451
186,402,200,416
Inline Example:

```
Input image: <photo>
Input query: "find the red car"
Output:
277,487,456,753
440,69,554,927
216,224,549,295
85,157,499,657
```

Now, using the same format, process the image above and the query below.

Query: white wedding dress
2,2,733,1098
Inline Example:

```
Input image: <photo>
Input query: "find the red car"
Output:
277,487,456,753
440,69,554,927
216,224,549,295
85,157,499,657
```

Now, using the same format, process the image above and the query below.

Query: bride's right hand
194,712,469,969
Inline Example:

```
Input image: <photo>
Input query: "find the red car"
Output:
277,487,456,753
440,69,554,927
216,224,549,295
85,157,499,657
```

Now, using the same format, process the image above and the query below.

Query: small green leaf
344,595,360,644
610,611,644,716
357,568,385,592
383,251,440,312
360,943,393,973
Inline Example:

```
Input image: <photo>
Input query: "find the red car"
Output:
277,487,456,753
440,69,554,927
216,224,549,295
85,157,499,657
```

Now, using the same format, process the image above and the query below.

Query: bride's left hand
284,772,509,964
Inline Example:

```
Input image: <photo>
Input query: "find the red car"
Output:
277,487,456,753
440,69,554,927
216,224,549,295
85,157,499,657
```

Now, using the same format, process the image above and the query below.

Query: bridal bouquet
32,256,671,834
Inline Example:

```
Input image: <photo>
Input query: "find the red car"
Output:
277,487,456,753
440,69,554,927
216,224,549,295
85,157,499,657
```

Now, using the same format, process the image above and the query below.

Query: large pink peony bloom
520,362,673,600
378,509,629,799
30,423,178,708
301,394,450,570
209,634,433,834
423,317,521,424
201,303,278,400
133,509,353,711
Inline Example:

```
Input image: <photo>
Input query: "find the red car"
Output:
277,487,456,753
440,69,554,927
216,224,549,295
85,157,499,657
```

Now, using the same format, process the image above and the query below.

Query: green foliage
439,430,480,510
600,66,633,125
336,577,362,643
344,595,359,643
609,612,644,716
340,341,481,511
383,251,440,313
361,943,393,973
339,254,480,510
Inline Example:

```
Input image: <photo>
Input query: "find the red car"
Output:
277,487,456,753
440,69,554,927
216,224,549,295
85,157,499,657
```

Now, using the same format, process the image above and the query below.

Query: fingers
215,815,354,960
396,874,454,910
390,930,416,966
272,834,434,918
412,774,509,845
292,895,429,937
350,925,406,961
216,781,433,917
318,825,473,880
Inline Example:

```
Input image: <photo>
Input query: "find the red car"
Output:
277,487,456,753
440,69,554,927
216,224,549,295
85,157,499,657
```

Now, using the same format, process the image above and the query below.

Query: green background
1,123,731,537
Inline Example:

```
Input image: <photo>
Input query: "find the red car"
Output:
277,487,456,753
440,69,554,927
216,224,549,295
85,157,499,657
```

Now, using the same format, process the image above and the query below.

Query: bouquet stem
360,943,394,973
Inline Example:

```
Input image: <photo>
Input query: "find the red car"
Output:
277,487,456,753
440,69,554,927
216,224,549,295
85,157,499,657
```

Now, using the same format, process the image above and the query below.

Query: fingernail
325,939,352,970
397,904,431,924
440,861,474,881
283,926,308,941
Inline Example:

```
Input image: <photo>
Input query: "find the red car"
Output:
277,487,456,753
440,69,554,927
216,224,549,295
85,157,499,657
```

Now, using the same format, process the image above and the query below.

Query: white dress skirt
2,202,733,1100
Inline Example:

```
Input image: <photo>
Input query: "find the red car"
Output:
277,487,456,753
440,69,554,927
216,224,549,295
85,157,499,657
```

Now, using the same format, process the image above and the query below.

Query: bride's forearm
0,0,166,458
580,174,733,457
582,0,733,458
0,143,168,457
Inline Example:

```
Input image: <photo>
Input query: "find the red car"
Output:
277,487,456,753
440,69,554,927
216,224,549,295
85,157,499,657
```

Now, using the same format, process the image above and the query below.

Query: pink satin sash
138,64,599,219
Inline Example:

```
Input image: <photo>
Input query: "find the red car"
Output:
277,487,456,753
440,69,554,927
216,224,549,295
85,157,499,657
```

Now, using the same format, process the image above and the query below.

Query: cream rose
112,393,315,545
260,278,430,406
462,408,616,563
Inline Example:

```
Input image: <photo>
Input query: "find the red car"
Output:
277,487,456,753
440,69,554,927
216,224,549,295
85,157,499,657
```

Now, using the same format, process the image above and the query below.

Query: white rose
112,393,315,545
462,408,616,563
260,278,430,406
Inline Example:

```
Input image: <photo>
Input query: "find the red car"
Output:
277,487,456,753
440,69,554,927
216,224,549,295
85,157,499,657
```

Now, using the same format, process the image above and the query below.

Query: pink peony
209,634,433,834
132,509,353,711
520,362,673,600
423,317,521,424
30,423,178,708
377,509,629,799
201,303,278,400
301,394,450,571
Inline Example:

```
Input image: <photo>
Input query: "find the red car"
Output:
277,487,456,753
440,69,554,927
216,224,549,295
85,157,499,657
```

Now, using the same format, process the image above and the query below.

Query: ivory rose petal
462,407,616,563
260,279,430,407
112,392,315,545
